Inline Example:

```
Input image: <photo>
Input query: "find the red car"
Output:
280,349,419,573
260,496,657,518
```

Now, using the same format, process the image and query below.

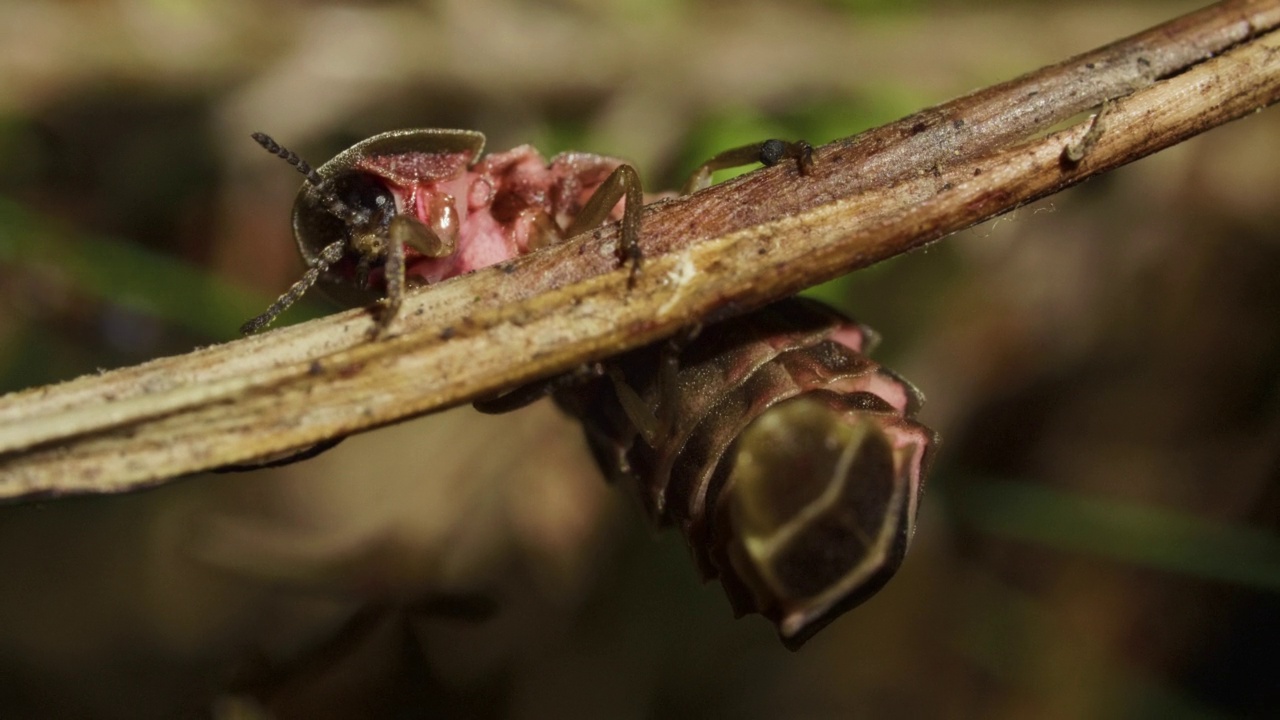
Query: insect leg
605,365,661,448
390,213,456,258
241,239,346,334
212,436,347,472
1062,99,1113,164
566,164,644,286
525,209,564,252
473,363,606,414
374,227,406,337
682,139,815,194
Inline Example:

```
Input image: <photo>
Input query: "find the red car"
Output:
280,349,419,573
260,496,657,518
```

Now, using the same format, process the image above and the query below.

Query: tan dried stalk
1,0,1278,498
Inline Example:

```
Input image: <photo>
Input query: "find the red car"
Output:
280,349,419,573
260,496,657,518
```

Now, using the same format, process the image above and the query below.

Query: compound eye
330,172,396,225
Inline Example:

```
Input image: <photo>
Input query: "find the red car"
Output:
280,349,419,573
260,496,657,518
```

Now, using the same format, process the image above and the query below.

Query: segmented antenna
251,132,324,186
251,132,361,224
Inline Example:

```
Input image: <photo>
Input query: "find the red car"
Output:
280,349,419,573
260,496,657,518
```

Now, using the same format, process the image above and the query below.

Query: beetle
245,129,934,648
242,129,810,335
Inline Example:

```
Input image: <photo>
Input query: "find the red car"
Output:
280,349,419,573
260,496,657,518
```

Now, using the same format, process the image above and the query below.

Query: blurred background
1,0,1278,717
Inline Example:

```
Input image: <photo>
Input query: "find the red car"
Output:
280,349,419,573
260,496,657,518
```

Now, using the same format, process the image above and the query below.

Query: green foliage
0,196,313,340
953,479,1280,591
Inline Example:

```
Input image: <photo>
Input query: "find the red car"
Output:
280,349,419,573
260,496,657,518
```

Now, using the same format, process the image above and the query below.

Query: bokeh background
1,0,1278,718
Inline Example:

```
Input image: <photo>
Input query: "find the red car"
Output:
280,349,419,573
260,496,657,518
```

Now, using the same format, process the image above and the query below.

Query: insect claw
626,246,643,288
795,141,815,175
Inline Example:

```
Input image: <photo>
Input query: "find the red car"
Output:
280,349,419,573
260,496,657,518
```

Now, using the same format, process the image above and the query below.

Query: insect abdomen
556,297,936,649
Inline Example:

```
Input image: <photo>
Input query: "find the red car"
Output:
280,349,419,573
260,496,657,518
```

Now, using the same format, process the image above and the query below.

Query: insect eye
329,172,396,225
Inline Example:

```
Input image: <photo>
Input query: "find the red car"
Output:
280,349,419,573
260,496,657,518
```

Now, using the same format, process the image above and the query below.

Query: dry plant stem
0,0,1277,498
